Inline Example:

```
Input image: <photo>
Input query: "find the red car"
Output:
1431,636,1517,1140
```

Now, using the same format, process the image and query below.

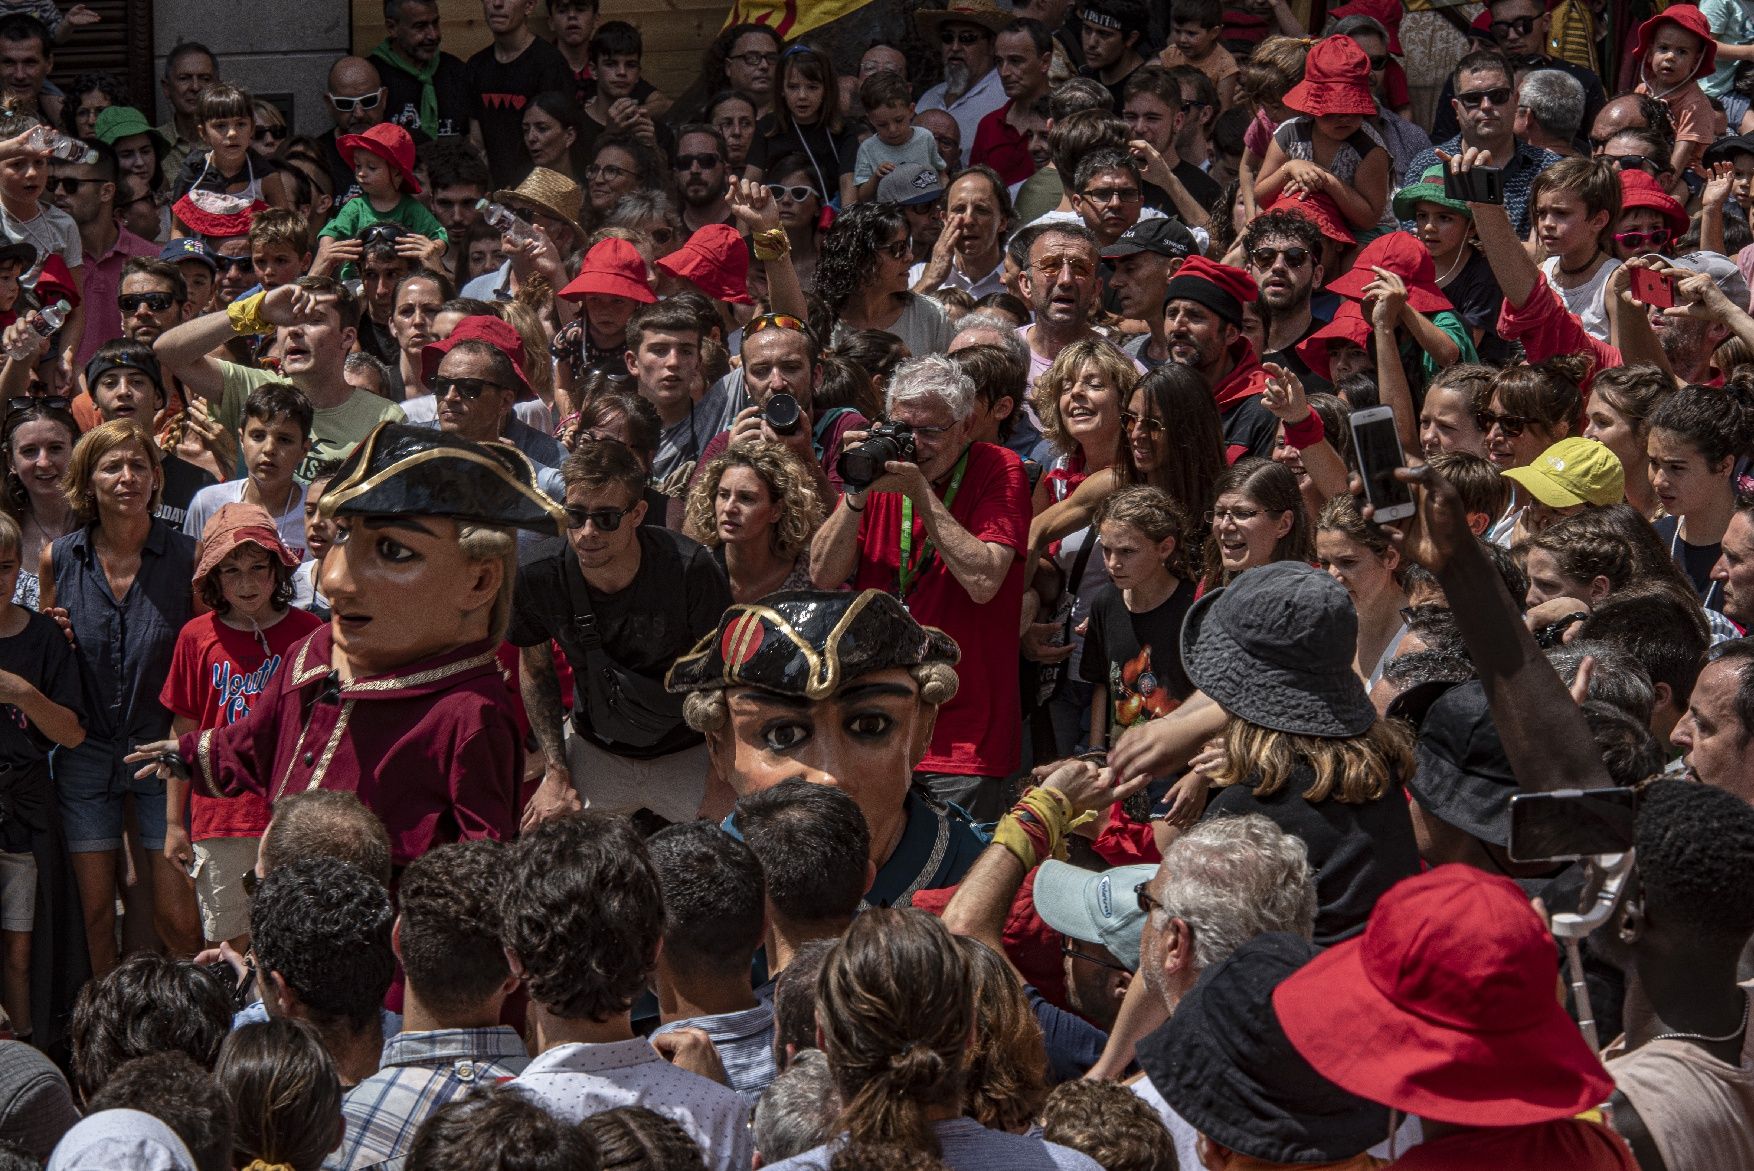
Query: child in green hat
1393,164,1509,364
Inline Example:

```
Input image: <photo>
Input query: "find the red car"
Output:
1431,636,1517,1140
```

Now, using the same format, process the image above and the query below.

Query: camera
837,419,916,490
763,392,802,436
357,222,405,250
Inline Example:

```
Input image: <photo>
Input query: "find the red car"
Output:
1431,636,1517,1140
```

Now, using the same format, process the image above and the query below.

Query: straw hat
488,166,583,236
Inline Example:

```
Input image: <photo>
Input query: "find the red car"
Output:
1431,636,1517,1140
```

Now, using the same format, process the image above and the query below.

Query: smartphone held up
1349,407,1414,523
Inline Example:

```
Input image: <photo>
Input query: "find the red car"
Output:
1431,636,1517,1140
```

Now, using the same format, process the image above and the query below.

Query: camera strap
897,449,971,600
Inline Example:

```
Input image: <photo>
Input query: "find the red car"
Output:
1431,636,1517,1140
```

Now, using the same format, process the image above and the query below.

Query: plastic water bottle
26,126,96,165
7,300,69,362
476,199,535,245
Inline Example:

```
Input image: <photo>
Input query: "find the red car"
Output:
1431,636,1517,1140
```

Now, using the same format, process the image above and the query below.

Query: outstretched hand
1355,461,1473,578
728,177,783,235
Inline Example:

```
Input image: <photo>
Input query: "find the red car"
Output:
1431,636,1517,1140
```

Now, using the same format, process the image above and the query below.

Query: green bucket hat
93,106,170,150
1392,164,1471,221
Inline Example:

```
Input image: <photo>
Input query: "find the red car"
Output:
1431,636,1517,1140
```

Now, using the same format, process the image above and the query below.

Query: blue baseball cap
160,237,217,272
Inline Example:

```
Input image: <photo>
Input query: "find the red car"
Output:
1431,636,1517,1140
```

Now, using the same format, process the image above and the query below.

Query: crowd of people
0,0,1750,1165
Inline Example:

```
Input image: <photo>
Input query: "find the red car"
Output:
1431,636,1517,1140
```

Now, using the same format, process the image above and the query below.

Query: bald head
1590,94,1651,146
326,56,386,133
914,109,962,171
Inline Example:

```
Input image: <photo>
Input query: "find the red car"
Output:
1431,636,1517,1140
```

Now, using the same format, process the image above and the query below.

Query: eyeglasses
727,50,779,69
1120,410,1165,437
118,292,176,313
1366,53,1390,69
1079,185,1142,205
586,163,635,183
214,255,252,273
254,125,286,143
327,90,383,112
1135,881,1162,916
564,501,639,531
1455,86,1514,109
879,238,912,260
647,227,675,246
674,152,722,171
747,312,816,344
940,29,988,45
6,395,69,415
44,176,90,194
1032,256,1096,279
1206,505,1266,525
1476,409,1529,437
433,375,505,401
1060,942,1133,975
1489,15,1538,37
766,183,817,203
1615,227,1672,250
1610,154,1661,175
1249,245,1312,269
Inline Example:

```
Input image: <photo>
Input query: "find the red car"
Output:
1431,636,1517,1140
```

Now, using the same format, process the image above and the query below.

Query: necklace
1648,999,1749,1045
1559,249,1602,277
1434,247,1466,285
1670,519,1725,610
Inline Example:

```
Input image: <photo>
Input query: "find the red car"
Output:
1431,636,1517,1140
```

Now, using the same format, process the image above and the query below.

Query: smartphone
1508,787,1638,863
1443,164,1504,204
1348,406,1414,523
1630,266,1677,309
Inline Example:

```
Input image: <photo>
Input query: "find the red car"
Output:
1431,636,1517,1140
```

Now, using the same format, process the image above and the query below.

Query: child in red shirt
1632,5,1717,190
160,502,320,949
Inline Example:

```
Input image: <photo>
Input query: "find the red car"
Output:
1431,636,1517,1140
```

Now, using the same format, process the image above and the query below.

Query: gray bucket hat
1180,561,1376,738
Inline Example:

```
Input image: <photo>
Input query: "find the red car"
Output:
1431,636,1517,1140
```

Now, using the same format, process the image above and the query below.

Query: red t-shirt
160,608,324,839
850,441,1029,777
970,101,1036,187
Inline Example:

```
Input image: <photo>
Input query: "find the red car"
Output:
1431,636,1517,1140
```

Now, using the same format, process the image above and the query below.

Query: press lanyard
898,449,970,600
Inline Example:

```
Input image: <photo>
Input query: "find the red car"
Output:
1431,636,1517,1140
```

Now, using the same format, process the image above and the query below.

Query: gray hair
951,311,1031,366
607,190,683,234
1328,13,1391,45
1547,639,1656,728
1519,69,1586,144
1151,813,1316,972
886,353,978,423
343,350,393,396
753,1049,840,1164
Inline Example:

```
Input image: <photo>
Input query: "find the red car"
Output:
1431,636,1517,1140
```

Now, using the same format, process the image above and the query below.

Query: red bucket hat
1273,864,1615,1128
337,122,422,195
1283,35,1378,118
1295,301,1372,383
1328,0,1402,52
1618,169,1689,241
559,237,656,304
421,314,532,396
1262,189,1356,245
657,224,754,306
1634,4,1717,79
1327,231,1453,314
194,502,299,591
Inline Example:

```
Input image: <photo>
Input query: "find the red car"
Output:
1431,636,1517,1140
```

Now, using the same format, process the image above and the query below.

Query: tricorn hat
318,423,566,535
666,589,960,701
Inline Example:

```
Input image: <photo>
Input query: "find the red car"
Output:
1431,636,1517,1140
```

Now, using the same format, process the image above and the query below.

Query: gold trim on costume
319,425,567,531
672,591,889,702
195,729,221,798
309,700,355,790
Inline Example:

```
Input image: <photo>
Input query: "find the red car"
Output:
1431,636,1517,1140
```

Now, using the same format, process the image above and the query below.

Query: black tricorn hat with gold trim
666,590,960,701
318,423,566,535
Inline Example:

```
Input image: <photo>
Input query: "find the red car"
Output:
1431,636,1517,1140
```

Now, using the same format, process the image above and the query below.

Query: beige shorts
0,851,34,932
563,727,710,825
194,836,260,944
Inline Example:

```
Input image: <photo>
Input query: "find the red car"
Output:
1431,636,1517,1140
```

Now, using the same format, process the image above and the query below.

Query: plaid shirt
327,1027,530,1171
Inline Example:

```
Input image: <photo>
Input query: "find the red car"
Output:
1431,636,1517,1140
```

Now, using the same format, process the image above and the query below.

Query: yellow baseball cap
1502,437,1625,508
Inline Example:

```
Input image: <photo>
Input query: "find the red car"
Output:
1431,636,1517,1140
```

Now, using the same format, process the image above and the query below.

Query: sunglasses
6,395,69,415
1079,185,1142,205
1476,409,1529,437
747,312,815,343
1366,53,1390,69
767,183,817,203
1614,228,1672,250
44,176,91,194
254,125,286,142
1455,86,1514,109
674,152,722,171
214,255,252,273
1610,154,1661,175
1120,410,1165,437
564,501,639,531
1249,245,1311,269
327,91,383,112
1060,942,1133,975
647,227,676,246
118,292,176,313
1489,15,1538,36
1135,881,1162,915
879,238,911,260
433,375,504,401
940,29,988,45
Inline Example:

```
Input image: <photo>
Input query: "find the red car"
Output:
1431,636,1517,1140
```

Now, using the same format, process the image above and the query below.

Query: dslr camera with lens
836,419,916,490
762,392,802,436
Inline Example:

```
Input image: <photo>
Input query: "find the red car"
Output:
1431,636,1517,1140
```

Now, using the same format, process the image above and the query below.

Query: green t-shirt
215,362,405,484
319,193,448,243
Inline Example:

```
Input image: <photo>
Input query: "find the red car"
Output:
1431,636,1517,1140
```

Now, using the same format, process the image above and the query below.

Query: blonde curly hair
684,441,825,559
1030,339,1136,460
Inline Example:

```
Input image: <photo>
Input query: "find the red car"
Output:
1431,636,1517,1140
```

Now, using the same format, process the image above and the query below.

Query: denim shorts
57,739,169,854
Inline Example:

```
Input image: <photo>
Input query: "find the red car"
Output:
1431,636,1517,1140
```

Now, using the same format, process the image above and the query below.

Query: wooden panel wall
350,0,731,99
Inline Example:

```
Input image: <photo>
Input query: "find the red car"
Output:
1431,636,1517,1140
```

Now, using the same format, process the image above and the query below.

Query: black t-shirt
1221,393,1282,461
1443,251,1514,366
1203,761,1421,944
1653,514,1726,612
1080,579,1196,740
1144,161,1222,219
1262,309,1333,398
746,115,859,194
0,608,82,849
380,50,473,141
466,36,575,187
156,455,217,532
508,527,731,757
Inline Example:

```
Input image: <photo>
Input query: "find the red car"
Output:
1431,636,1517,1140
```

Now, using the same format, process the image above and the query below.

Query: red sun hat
1634,4,1717,79
1328,0,1402,51
1295,301,1372,383
337,122,422,195
657,224,755,306
1262,189,1356,245
1283,35,1378,118
421,314,533,397
559,237,656,304
1618,169,1690,240
1273,864,1615,1127
193,502,299,591
1327,231,1453,314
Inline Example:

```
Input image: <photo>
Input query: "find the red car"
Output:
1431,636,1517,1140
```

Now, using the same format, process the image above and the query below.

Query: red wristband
1283,408,1326,450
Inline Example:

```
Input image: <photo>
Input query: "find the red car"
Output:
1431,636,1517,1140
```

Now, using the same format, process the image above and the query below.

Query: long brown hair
1200,457,1313,587
1118,364,1226,525
956,937,1048,1134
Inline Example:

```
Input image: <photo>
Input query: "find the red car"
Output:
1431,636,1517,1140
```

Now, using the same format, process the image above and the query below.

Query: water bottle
476,199,534,245
26,126,96,165
7,300,68,362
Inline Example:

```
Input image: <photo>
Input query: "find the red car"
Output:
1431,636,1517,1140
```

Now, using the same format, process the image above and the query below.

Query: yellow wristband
991,813,1040,871
752,228,790,262
1012,786,1074,861
226,291,270,336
